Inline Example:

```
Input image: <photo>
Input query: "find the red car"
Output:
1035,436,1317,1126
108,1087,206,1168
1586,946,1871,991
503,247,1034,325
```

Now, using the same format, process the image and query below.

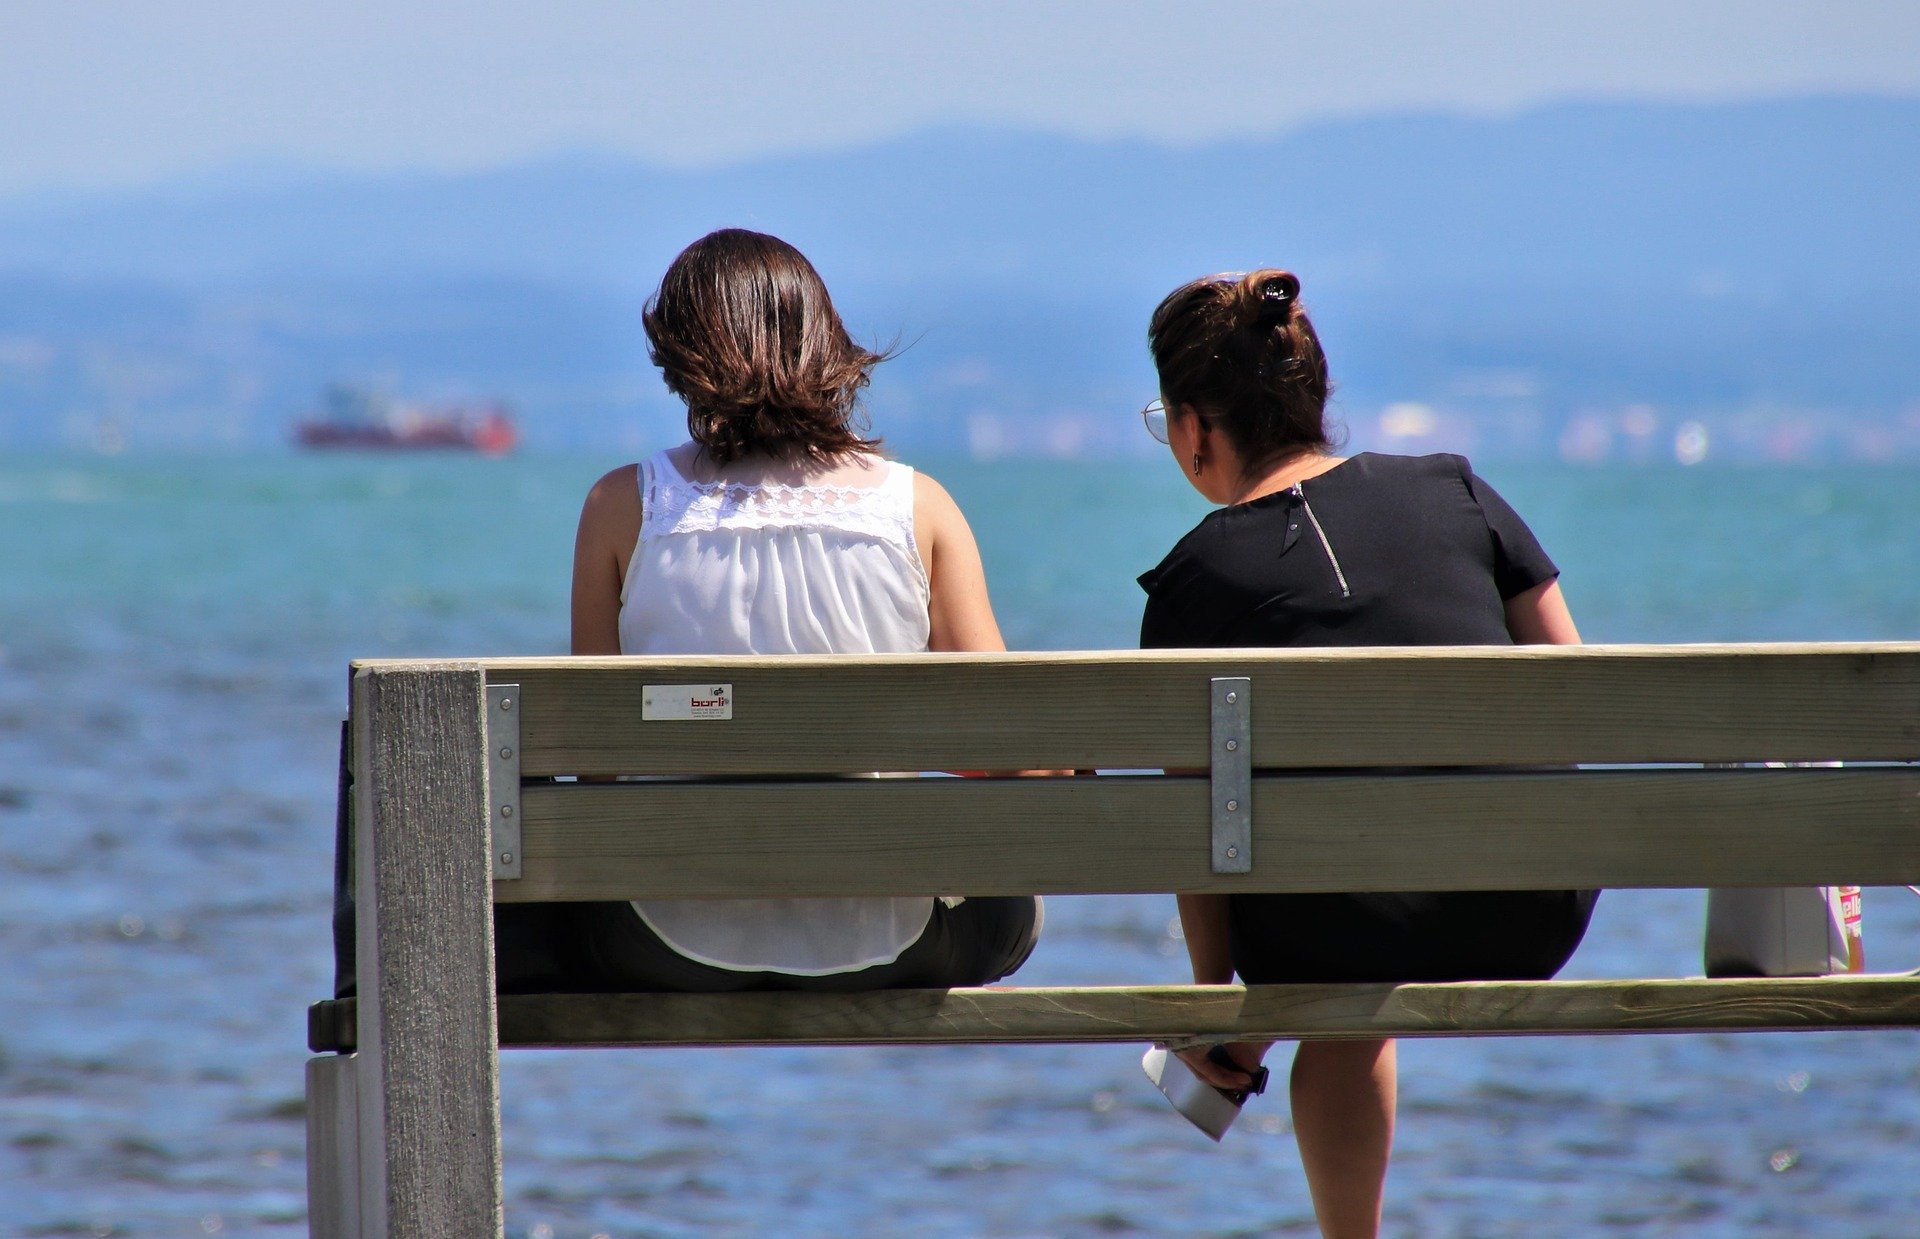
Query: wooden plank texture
495,767,1920,901
307,975,1920,1051
353,664,504,1239
304,1054,361,1238
376,644,1920,774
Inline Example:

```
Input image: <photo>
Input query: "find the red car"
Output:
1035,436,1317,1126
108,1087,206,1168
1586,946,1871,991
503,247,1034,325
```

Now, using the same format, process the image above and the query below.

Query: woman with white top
556,228,1040,992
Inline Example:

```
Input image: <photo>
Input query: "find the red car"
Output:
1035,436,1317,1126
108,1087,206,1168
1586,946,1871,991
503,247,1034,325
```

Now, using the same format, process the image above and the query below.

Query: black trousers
1228,888,1598,985
497,897,1043,994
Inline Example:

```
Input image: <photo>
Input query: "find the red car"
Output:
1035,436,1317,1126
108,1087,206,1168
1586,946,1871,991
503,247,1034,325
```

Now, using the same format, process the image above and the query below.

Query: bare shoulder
909,466,965,528
910,467,968,552
584,463,641,508
579,463,643,541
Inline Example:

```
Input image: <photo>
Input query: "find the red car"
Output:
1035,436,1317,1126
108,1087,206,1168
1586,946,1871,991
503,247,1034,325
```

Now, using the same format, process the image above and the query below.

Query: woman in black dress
1138,269,1596,1239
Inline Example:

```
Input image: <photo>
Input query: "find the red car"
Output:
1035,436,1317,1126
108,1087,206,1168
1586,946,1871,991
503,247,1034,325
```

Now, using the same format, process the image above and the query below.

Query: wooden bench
304,644,1920,1237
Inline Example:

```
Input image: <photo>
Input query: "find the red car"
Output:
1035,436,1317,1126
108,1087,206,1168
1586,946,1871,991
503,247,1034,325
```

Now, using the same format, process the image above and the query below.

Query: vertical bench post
348,662,503,1237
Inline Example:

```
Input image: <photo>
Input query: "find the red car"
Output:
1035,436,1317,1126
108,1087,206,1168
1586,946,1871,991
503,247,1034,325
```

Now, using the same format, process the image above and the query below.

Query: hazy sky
3,1,1917,194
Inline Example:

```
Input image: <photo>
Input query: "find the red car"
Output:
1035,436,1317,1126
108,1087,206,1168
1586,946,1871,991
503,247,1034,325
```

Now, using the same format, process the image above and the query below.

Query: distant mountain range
1,96,1916,459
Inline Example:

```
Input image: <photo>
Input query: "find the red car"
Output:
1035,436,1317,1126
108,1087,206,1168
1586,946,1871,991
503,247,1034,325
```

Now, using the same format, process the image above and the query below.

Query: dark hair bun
1224,269,1300,332
1261,272,1300,303
1253,272,1299,326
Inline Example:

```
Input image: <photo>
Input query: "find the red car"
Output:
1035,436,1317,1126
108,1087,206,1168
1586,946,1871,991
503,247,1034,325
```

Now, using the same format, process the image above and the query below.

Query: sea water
1,453,1916,1237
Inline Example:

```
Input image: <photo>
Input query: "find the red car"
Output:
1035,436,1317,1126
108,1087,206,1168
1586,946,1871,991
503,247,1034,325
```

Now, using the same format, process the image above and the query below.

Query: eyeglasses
1141,398,1169,444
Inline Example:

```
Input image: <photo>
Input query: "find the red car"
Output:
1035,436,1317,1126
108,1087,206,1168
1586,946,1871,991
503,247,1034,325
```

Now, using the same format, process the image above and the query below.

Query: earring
1192,452,1203,476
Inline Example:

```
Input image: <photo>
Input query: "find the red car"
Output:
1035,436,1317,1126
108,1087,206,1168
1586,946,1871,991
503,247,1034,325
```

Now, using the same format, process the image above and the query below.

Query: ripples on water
2,455,1916,1236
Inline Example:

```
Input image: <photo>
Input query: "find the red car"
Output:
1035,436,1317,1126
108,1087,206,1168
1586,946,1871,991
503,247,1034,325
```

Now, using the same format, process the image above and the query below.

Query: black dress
1138,452,1597,984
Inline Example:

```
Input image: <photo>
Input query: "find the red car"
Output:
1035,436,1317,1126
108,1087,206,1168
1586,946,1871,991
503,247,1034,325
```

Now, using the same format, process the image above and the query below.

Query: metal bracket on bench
1210,677,1252,874
487,684,522,879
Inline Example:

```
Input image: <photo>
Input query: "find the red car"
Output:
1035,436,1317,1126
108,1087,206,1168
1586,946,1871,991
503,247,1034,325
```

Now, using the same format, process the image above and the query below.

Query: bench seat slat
500,767,1920,901
309,975,1920,1052
433,645,1920,775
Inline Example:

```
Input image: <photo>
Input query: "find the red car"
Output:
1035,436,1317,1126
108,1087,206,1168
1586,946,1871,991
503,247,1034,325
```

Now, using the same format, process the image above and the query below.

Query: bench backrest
323,644,1920,1237
349,644,1920,905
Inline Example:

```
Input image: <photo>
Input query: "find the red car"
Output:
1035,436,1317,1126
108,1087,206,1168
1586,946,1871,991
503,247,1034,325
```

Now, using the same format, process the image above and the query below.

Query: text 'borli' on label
642,683,734,721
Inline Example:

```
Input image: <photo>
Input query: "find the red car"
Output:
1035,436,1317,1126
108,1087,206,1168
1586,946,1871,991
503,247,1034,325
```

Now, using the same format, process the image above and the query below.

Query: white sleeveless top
618,448,936,975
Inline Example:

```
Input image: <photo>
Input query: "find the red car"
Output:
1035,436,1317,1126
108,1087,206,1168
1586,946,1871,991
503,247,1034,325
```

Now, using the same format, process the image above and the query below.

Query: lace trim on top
639,452,916,547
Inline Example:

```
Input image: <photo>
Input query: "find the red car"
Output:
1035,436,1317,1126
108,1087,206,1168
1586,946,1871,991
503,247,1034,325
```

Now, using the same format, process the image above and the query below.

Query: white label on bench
642,683,734,720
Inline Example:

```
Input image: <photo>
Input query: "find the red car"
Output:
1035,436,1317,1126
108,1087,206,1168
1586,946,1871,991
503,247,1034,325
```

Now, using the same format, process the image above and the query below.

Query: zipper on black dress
1293,483,1351,598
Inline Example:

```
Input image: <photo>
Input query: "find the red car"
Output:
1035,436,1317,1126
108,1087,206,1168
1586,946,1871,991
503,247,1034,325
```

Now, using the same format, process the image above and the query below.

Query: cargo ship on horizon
294,385,518,455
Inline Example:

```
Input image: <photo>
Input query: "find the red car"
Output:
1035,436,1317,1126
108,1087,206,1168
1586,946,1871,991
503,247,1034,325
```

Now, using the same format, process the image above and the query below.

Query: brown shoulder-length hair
643,229,885,464
1147,269,1336,470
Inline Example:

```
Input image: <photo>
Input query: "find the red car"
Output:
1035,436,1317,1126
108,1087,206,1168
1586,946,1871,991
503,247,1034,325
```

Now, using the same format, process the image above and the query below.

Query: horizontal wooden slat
495,767,1920,901
308,975,1920,1051
364,645,1920,775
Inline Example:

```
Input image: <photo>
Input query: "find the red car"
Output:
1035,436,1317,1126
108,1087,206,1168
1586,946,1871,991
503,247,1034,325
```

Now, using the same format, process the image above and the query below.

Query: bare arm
571,465,642,656
913,471,1006,653
1504,578,1581,645
1173,892,1270,1088
1176,893,1235,985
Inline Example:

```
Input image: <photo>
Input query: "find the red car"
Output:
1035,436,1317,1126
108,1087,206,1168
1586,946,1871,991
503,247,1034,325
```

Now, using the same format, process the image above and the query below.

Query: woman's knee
927,895,1042,985
971,895,1043,982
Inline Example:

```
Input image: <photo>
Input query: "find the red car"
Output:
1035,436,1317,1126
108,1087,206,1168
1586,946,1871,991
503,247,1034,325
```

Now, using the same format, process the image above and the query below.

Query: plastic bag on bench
1704,885,1863,978
1701,760,1867,979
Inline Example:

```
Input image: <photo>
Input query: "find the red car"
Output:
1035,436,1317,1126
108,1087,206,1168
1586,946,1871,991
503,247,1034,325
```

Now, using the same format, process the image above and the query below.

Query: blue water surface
0,453,1916,1237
